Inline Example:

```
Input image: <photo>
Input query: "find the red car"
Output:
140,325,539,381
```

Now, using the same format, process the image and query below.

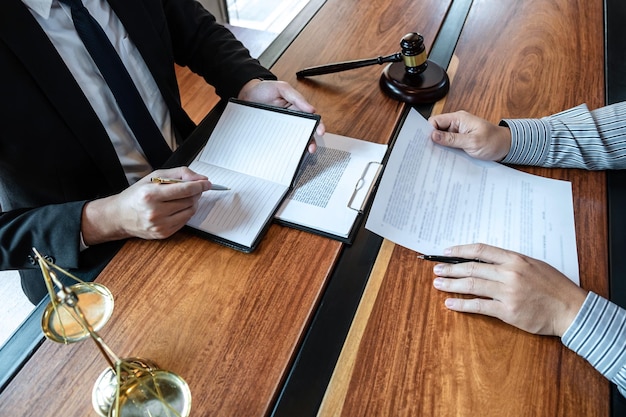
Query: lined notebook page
187,164,286,248
196,101,317,185
186,100,319,250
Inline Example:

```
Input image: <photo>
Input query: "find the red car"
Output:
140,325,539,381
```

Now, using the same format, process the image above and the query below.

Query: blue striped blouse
501,102,626,396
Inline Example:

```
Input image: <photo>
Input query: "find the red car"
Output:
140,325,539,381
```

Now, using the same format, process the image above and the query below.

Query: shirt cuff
499,118,551,165
79,232,89,252
562,292,626,387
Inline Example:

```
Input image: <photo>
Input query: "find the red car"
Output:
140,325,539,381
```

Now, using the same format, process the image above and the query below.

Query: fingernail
445,299,456,308
433,264,444,274
431,131,442,142
433,278,443,288
443,247,452,255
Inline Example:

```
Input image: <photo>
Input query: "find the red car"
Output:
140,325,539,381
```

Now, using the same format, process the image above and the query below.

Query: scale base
379,61,449,104
92,358,191,417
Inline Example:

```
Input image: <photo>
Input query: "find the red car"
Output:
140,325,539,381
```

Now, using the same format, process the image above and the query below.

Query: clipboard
274,133,387,244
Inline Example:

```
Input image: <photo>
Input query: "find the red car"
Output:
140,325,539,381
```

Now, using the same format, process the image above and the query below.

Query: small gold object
41,282,114,344
92,358,192,417
151,177,183,184
33,248,192,417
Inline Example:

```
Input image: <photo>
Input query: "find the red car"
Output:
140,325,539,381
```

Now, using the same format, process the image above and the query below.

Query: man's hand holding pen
426,243,588,337
151,176,230,191
81,167,212,245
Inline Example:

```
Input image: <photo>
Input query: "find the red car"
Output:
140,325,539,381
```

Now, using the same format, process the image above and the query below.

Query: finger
444,243,516,265
152,166,205,181
433,276,502,299
433,259,499,281
430,129,466,149
151,195,199,222
151,179,211,200
277,83,316,113
428,113,459,132
181,170,209,182
272,82,324,134
165,197,198,217
146,205,196,238
315,120,326,136
443,297,504,319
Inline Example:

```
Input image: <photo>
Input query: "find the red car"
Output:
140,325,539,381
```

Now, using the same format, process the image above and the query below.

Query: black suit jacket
0,0,275,302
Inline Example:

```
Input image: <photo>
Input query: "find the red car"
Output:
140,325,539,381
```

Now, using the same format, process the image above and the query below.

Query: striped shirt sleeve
498,102,626,395
500,102,626,169
562,292,626,396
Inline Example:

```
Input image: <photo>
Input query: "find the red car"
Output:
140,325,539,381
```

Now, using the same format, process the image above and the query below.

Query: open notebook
186,99,320,252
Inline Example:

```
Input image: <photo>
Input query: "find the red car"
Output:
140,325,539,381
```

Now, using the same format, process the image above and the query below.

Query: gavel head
379,31,449,103
400,32,428,75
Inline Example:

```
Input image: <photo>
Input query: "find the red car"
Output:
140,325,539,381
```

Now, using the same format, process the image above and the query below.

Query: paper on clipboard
275,133,387,241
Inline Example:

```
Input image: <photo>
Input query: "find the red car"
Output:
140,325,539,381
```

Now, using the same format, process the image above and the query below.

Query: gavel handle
296,53,402,78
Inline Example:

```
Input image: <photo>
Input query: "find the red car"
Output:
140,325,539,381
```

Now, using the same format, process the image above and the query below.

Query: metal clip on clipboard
347,161,384,212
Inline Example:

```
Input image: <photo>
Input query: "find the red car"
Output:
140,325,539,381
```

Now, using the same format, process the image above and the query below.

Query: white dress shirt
22,0,177,184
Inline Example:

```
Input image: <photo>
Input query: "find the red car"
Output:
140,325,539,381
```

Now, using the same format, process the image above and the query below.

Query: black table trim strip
269,1,474,415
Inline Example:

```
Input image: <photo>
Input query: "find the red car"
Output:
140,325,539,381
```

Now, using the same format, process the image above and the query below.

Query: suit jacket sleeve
161,0,277,99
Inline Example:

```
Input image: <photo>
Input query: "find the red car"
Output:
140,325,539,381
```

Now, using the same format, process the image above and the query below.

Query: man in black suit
0,0,323,303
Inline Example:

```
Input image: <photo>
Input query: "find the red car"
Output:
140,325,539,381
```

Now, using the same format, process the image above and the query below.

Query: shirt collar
22,0,55,19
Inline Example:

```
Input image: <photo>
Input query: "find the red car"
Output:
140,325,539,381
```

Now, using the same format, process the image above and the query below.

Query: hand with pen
430,243,588,337
426,111,588,336
428,104,626,395
80,167,212,245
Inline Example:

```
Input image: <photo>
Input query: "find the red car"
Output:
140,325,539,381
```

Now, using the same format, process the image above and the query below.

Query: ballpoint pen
151,177,230,190
417,255,485,264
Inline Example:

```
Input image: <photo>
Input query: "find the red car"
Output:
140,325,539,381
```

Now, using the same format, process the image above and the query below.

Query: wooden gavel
296,32,449,104
296,32,429,78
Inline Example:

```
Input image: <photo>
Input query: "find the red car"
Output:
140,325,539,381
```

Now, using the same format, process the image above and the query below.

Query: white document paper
275,133,387,239
366,108,580,284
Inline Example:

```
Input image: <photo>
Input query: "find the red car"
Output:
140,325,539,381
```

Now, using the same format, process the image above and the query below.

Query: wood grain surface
319,0,609,416
270,0,452,142
0,0,453,415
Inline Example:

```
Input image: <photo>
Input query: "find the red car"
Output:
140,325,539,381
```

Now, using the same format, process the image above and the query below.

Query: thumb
431,129,464,149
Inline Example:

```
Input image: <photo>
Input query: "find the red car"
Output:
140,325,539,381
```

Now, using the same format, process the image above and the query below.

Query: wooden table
0,0,613,416
0,0,451,415
316,0,610,416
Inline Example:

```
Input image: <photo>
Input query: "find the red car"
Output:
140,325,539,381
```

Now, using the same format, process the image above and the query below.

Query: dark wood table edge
606,0,626,415
268,1,475,415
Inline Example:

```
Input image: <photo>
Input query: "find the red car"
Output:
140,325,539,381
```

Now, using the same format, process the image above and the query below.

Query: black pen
151,177,230,190
417,255,485,264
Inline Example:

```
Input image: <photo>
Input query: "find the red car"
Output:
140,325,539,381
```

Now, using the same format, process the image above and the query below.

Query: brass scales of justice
33,248,191,417
296,32,450,104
